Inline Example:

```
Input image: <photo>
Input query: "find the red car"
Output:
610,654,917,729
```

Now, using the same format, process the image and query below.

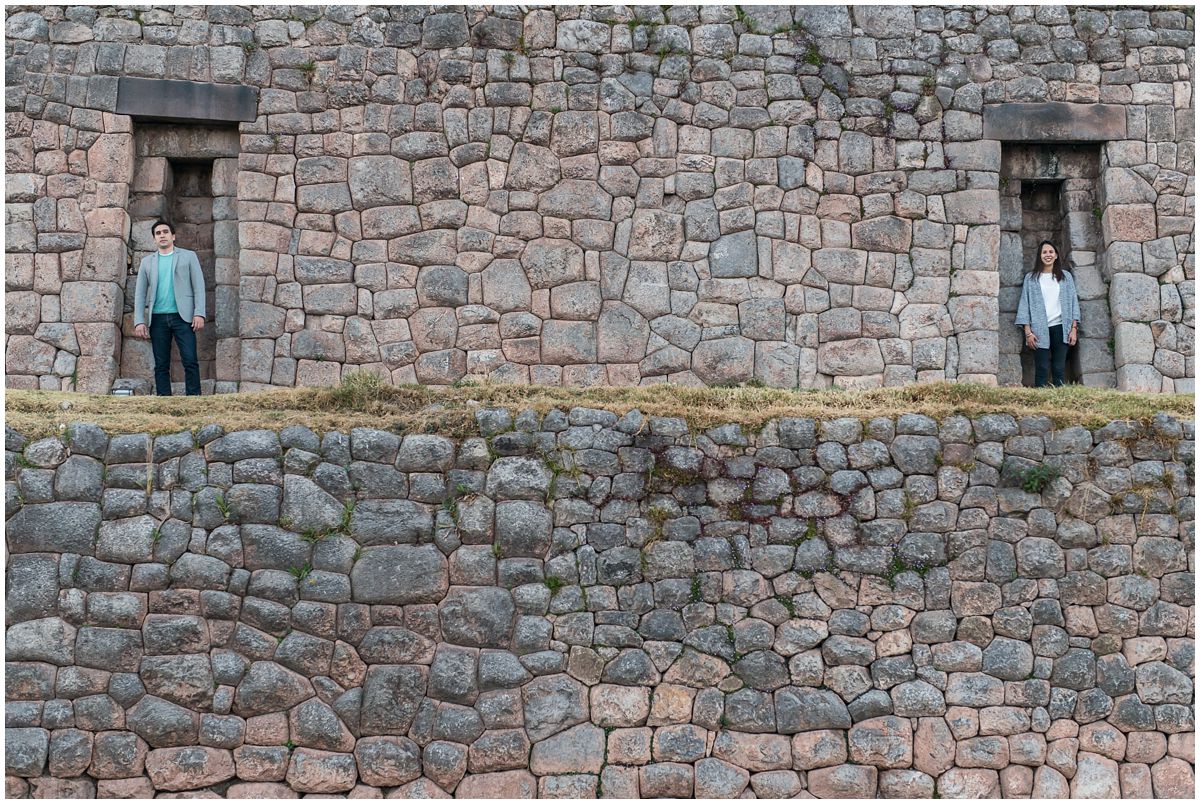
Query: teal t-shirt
153,252,177,314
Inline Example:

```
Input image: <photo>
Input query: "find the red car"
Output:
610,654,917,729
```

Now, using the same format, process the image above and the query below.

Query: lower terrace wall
3,410,1195,797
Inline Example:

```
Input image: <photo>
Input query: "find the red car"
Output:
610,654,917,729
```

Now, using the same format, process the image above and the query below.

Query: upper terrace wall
3,6,1195,393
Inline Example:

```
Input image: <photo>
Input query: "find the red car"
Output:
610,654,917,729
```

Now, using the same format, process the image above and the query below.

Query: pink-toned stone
1126,732,1168,764
937,768,1001,798
589,683,649,727
749,769,802,798
353,736,421,787
848,716,912,769
1047,737,1080,778
1031,765,1071,798
89,731,148,779
1071,752,1121,797
529,723,605,775
384,777,452,798
1000,765,1034,798
879,769,935,798
285,749,357,793
806,764,878,798
245,713,290,745
95,777,155,798
87,134,134,183
607,728,652,766
913,717,955,777
225,782,300,798
600,765,640,799
1079,722,1127,761
538,774,599,798
347,784,384,799
712,731,792,771
693,758,749,798
468,730,530,773
145,747,235,791
1167,733,1193,763
956,735,1009,769
28,777,96,798
1151,757,1195,798
1007,732,1047,766
792,730,849,771
638,762,693,798
60,281,122,324
454,770,537,799
647,683,695,726
1120,763,1154,798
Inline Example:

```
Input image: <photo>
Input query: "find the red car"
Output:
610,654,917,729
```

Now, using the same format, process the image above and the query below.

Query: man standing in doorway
132,220,206,395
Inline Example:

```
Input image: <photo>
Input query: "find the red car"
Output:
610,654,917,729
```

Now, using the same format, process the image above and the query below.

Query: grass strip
6,373,1193,439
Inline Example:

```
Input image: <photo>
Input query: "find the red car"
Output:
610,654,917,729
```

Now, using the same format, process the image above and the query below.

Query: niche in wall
998,144,1113,388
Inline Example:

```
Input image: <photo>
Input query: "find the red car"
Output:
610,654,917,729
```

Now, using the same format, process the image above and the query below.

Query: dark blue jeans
1034,324,1069,387
150,314,200,396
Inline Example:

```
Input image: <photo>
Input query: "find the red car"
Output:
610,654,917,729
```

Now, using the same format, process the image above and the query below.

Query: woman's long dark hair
1027,240,1066,283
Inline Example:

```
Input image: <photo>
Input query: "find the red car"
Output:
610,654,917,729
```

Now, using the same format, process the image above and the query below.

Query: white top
1039,272,1062,327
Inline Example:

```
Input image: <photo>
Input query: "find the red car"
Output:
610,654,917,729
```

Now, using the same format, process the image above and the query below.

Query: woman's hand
1025,330,1038,350
1067,325,1078,346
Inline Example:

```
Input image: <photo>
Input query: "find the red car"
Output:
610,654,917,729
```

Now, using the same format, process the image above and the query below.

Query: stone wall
4,408,1195,797
3,5,1195,393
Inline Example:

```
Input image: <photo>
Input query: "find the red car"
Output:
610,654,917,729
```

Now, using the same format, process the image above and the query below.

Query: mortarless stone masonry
3,5,1195,393
2,408,1195,797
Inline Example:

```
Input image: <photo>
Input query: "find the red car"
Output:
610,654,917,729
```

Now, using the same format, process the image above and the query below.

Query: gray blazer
1014,269,1081,349
133,247,206,327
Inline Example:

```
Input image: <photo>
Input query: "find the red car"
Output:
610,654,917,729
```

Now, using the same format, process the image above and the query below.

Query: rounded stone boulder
350,545,448,605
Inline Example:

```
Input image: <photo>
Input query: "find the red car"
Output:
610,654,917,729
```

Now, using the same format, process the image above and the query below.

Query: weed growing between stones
288,563,312,582
214,492,230,521
1019,464,1061,494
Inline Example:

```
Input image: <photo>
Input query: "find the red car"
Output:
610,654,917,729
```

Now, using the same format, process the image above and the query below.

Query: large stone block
1110,273,1160,322
541,320,596,364
709,230,759,278
348,156,412,208
628,211,684,261
851,216,912,253
521,238,585,290
692,336,754,385
61,282,121,323
350,545,449,604
818,338,885,376
943,190,1000,225
983,103,1127,141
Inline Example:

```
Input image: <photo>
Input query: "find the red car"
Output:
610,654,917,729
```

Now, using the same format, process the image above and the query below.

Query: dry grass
5,374,1194,440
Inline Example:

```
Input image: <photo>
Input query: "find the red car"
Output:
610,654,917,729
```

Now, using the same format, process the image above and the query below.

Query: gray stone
439,586,515,648
775,687,851,733
709,230,758,278
234,661,314,717
522,673,589,741
351,545,448,604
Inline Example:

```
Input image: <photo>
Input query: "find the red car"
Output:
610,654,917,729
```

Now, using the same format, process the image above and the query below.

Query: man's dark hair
151,220,175,235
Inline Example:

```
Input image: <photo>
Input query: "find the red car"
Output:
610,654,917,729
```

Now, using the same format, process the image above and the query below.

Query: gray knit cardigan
1014,269,1082,349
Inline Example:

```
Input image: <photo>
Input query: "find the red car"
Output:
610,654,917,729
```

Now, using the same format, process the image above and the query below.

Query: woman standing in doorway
1015,241,1081,388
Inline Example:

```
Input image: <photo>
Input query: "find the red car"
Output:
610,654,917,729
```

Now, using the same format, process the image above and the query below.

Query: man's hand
192,316,205,332
134,324,148,339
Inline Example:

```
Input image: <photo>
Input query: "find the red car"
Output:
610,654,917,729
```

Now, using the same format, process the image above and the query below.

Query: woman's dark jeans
1034,324,1069,387
150,313,201,396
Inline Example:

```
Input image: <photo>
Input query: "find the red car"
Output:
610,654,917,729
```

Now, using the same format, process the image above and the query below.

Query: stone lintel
116,77,258,124
983,103,1127,142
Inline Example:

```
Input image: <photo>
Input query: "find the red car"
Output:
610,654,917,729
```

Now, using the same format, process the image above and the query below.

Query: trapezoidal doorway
120,125,240,395
998,144,1115,388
